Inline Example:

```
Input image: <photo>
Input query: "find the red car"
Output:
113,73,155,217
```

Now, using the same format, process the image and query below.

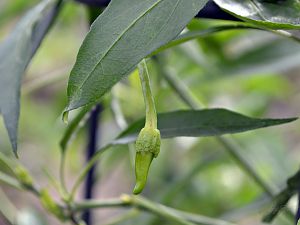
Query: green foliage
214,0,300,29
0,0,300,224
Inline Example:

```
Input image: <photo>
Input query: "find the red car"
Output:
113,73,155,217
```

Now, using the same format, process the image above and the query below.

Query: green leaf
0,0,55,155
114,109,297,144
213,0,300,29
65,0,208,115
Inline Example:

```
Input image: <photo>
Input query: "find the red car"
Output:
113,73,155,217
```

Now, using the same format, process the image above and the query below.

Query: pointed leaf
65,0,209,114
0,0,56,154
114,109,297,144
213,0,300,29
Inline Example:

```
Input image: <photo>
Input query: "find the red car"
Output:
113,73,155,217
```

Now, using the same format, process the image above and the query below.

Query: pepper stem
138,59,157,129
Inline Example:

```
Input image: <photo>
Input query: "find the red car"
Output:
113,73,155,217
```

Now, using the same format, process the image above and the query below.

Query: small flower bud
40,189,66,221
14,166,33,187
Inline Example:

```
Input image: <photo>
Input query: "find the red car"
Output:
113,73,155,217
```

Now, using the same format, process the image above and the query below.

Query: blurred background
1,0,300,225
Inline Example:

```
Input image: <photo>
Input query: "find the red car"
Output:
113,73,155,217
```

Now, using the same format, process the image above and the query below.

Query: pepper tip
133,182,144,195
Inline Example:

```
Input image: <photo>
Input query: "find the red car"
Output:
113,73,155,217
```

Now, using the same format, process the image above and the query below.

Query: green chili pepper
133,60,161,195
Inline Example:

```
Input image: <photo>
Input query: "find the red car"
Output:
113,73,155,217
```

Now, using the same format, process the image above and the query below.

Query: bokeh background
1,1,300,225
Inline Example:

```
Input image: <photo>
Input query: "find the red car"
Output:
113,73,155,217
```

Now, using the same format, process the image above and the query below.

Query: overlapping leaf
213,0,300,29
0,0,55,155
113,108,297,144
65,0,209,115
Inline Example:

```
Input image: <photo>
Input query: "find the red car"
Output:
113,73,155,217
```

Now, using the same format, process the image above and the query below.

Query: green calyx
135,127,161,157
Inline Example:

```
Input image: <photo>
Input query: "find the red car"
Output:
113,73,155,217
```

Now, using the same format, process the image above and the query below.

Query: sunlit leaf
214,0,300,29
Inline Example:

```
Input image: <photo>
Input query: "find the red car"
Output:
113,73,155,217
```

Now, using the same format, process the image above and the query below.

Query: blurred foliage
0,1,300,225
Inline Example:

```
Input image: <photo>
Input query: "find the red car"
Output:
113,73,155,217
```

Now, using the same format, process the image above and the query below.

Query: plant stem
138,59,157,129
59,152,68,197
74,198,127,210
130,195,195,225
156,56,295,222
216,137,276,195
73,195,237,225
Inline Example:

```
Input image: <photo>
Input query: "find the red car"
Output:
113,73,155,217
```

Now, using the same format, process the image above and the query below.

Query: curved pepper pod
133,127,161,195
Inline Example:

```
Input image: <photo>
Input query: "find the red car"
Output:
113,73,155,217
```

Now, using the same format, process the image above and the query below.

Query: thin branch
74,195,236,225
74,198,127,210
138,59,158,129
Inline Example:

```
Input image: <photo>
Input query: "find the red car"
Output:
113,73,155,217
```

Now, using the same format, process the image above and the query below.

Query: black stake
74,0,240,21
82,105,102,225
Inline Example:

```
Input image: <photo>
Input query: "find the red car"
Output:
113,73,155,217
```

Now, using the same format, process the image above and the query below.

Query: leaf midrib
121,119,292,137
73,0,164,95
248,0,267,21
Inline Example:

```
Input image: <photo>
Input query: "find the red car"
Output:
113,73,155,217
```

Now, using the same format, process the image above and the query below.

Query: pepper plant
1,0,300,225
